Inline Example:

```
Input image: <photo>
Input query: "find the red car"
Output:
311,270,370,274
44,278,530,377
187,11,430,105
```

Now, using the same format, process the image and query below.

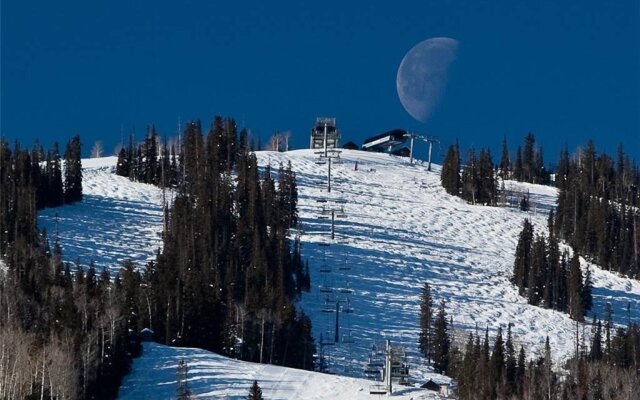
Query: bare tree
91,141,103,158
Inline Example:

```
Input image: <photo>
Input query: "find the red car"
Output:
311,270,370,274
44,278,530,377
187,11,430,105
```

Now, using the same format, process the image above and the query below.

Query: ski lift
342,331,354,344
319,285,333,293
340,287,353,294
319,265,332,273
369,384,387,395
342,299,354,313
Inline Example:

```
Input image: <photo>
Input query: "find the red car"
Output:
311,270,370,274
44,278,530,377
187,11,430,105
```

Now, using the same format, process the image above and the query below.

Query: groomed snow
119,342,442,400
34,151,640,397
254,149,640,377
38,157,165,273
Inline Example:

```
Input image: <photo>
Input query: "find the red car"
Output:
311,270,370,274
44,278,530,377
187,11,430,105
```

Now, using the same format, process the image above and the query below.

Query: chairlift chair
369,384,387,395
319,285,333,293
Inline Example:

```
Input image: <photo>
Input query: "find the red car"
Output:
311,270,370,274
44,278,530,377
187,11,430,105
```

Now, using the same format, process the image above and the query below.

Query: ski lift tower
404,132,440,171
310,117,340,152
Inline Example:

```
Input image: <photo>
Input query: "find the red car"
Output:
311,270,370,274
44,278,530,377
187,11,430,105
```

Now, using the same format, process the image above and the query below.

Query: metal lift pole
331,209,335,240
409,136,415,165
385,339,392,394
428,140,433,171
323,123,328,158
335,300,340,343
327,156,332,193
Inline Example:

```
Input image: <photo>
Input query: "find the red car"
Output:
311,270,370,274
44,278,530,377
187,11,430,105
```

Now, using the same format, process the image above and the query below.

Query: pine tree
504,324,517,396
589,318,603,361
522,133,535,183
116,147,129,177
247,380,263,400
499,135,510,179
63,135,82,204
514,146,523,181
461,148,479,204
490,326,505,397
568,252,584,321
512,219,534,295
419,282,434,363
441,142,461,196
581,265,593,314
432,300,450,374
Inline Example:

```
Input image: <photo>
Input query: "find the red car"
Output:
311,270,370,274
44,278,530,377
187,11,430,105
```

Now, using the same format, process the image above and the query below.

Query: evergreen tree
514,146,523,181
504,324,517,396
461,148,479,204
499,135,510,179
522,133,535,183
490,326,505,398
419,282,434,363
568,252,585,321
512,219,534,295
432,300,450,374
582,265,593,314
116,147,129,177
63,135,82,204
441,142,461,196
247,380,263,400
589,318,603,361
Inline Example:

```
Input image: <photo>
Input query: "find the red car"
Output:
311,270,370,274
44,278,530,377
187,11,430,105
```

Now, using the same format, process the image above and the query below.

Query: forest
420,283,640,400
0,137,137,399
115,117,314,368
0,117,314,399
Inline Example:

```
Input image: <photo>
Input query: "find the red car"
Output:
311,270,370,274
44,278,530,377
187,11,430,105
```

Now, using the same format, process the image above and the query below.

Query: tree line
0,137,137,399
553,141,640,279
441,142,498,205
512,217,593,321
419,282,639,399
131,117,315,369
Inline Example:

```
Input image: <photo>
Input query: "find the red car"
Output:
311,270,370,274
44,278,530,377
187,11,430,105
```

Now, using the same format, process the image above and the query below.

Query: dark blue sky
2,1,639,164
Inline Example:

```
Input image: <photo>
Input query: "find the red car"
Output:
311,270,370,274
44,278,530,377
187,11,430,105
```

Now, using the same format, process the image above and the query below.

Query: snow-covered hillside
38,157,165,273
35,151,640,398
119,342,442,400
254,150,640,375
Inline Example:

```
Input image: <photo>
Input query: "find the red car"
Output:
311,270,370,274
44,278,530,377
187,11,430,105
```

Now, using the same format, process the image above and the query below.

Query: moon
396,37,459,123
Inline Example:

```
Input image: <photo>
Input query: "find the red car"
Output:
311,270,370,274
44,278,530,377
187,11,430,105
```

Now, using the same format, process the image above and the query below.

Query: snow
119,342,443,400
253,149,640,374
34,151,640,397
38,157,165,273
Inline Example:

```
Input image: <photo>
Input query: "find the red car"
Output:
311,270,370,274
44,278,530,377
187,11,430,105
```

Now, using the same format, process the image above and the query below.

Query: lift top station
310,117,340,150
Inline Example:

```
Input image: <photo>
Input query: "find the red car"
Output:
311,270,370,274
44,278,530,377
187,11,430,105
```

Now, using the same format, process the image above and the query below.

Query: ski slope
119,342,442,400
254,150,640,376
33,151,640,398
38,157,165,273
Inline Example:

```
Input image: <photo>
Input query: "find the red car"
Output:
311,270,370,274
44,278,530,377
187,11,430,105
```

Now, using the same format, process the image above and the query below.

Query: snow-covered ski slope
119,342,441,400
254,150,639,375
34,151,640,398
38,157,165,273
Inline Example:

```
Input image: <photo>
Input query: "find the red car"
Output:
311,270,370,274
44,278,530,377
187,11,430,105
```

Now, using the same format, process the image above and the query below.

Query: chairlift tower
315,149,342,193
404,132,440,171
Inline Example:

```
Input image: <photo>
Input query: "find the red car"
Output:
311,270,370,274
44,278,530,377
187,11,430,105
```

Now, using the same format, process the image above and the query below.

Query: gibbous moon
396,37,459,123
